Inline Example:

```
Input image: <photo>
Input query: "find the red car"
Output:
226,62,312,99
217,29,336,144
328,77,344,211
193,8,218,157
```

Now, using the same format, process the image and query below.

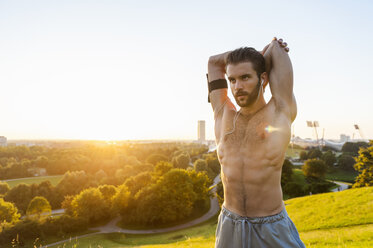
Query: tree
56,171,91,197
124,171,153,196
154,161,173,176
146,154,168,165
321,151,337,167
194,159,208,172
281,159,293,187
353,141,373,188
34,156,48,168
132,169,198,225
111,184,131,216
71,188,110,224
98,185,117,203
204,153,221,175
95,169,107,183
0,198,20,224
307,149,322,159
61,195,75,216
299,151,308,161
338,154,356,171
302,159,327,178
283,182,304,198
0,182,10,196
172,153,190,169
35,180,59,209
26,196,51,217
4,183,32,213
342,142,369,155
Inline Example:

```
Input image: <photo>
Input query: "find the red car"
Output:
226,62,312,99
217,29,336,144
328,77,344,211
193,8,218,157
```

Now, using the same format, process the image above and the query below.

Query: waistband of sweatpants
221,205,288,224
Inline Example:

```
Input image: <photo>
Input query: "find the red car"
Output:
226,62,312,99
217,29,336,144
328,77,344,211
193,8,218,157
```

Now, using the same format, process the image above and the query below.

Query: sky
1,0,372,141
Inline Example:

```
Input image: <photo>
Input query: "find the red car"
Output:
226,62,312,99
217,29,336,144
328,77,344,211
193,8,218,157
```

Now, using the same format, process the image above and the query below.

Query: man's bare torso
216,98,291,217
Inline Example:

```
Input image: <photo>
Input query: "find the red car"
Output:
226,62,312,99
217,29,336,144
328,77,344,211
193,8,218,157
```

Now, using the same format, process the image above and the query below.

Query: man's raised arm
263,38,297,121
207,51,233,117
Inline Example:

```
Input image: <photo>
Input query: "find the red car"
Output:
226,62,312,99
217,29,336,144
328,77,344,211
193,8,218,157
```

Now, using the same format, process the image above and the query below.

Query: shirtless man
207,38,306,247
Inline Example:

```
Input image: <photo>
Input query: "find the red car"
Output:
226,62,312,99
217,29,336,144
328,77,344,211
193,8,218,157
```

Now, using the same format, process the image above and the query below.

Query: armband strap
206,74,228,102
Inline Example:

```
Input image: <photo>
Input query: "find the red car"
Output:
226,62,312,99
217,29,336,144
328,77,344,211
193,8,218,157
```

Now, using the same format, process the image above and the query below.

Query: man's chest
216,107,291,162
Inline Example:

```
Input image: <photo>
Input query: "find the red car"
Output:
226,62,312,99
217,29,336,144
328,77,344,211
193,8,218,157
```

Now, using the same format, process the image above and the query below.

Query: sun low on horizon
1,0,373,141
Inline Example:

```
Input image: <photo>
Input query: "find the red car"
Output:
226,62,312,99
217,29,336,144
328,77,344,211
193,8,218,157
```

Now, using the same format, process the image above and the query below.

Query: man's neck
239,97,266,117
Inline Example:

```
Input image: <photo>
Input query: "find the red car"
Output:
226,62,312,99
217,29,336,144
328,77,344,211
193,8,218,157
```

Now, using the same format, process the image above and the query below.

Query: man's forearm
207,51,231,82
263,45,273,76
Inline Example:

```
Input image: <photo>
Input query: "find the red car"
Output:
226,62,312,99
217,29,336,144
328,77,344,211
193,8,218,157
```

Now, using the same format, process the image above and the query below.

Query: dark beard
234,80,261,107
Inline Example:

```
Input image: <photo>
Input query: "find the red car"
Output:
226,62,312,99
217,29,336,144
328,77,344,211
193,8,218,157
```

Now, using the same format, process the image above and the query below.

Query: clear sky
1,0,372,141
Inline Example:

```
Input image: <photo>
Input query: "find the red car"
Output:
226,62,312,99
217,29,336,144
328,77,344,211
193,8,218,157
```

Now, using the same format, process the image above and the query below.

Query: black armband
206,74,228,102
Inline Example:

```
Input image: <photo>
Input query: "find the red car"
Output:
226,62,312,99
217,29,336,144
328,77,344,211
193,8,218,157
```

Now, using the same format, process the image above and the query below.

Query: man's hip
215,205,306,248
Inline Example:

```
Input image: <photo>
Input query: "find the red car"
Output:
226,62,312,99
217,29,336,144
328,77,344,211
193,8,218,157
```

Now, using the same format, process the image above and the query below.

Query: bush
305,182,331,194
321,151,337,167
283,182,304,198
26,196,51,217
338,154,356,171
299,151,308,161
0,215,88,245
353,141,373,188
146,154,168,165
302,159,327,178
194,159,208,172
0,198,20,224
172,153,190,169
342,142,369,156
307,149,322,159
0,182,10,195
281,159,293,187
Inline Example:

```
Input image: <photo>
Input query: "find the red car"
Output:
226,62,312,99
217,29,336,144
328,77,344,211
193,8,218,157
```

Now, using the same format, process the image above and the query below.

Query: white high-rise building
198,120,206,143
0,136,7,147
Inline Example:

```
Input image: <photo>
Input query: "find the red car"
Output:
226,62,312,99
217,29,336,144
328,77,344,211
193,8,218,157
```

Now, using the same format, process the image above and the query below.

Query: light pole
354,124,365,141
307,120,320,149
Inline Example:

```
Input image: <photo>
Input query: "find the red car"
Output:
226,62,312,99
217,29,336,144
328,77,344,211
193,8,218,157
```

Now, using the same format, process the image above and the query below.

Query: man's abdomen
221,162,284,217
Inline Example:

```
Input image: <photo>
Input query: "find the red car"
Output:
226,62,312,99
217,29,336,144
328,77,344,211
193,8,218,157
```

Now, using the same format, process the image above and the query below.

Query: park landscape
0,140,372,247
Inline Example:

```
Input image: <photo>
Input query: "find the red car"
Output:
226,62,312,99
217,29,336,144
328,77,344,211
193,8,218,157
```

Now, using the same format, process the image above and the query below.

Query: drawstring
241,219,250,248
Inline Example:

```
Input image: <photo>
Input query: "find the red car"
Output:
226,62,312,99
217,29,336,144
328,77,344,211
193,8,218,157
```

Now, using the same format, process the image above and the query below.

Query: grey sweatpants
215,205,306,248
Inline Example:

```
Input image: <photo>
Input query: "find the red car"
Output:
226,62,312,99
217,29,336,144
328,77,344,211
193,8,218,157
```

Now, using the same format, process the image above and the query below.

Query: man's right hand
208,51,231,82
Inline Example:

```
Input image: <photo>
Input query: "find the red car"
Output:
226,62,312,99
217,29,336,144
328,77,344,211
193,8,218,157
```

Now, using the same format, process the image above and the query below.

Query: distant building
340,134,350,142
198,120,206,143
0,136,7,147
27,167,47,177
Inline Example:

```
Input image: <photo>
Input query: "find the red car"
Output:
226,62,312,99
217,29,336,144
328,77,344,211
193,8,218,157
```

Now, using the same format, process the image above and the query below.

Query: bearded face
233,80,261,107
227,62,263,108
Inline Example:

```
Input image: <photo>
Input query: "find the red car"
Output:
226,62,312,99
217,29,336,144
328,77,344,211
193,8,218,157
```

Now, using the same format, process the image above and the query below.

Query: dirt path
42,174,221,247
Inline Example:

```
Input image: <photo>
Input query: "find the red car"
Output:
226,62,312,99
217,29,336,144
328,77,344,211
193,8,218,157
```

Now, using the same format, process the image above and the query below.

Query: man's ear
260,72,269,89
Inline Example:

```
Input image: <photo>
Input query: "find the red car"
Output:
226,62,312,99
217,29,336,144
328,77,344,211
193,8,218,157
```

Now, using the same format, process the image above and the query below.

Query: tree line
0,142,218,245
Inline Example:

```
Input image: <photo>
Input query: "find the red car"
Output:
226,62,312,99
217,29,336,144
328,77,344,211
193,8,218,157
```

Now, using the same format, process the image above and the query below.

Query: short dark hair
226,47,266,78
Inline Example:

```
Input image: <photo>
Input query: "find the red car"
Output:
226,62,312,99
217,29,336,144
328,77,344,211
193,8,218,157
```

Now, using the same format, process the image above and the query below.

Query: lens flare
264,125,280,133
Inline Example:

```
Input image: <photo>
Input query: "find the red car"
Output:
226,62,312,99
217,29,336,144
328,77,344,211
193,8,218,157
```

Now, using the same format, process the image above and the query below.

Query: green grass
2,175,63,188
300,224,373,248
47,187,373,248
48,214,219,248
292,168,307,187
286,187,373,232
325,169,358,183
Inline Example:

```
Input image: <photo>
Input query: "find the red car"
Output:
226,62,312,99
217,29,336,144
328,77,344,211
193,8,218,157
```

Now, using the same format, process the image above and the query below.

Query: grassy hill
2,175,63,188
50,186,373,248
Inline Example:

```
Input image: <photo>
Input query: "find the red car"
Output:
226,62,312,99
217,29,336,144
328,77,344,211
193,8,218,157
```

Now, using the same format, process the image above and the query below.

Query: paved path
331,181,350,192
42,174,221,247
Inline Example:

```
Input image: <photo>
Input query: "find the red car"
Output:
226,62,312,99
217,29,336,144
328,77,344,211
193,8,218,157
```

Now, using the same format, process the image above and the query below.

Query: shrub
302,159,327,178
